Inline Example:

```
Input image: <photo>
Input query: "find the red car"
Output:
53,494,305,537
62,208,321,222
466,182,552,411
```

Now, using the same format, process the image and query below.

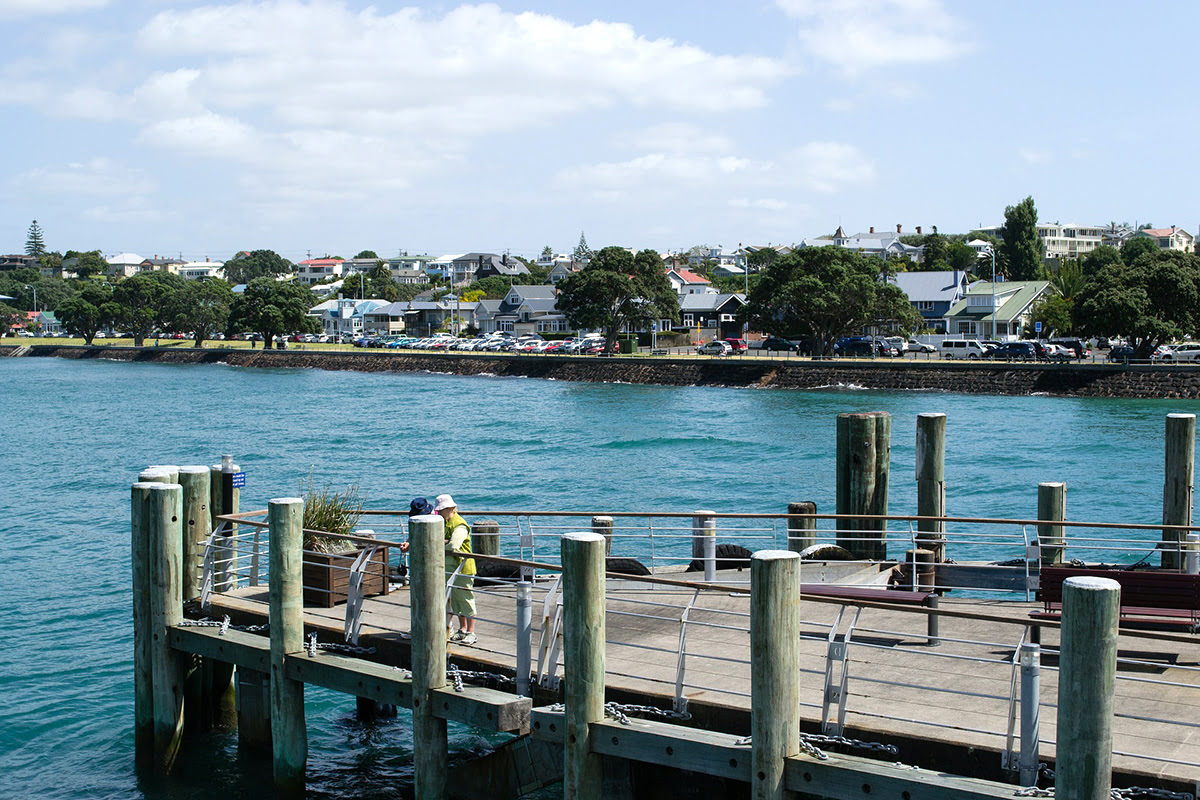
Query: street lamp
24,284,37,337
984,247,997,341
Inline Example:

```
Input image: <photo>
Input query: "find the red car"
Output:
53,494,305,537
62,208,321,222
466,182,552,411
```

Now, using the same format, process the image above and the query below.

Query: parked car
838,339,889,358
1049,338,1090,359
938,339,988,359
906,339,936,354
759,336,798,352
1107,344,1136,363
1042,343,1074,361
1156,343,1200,362
723,338,748,353
698,340,732,356
985,342,1038,361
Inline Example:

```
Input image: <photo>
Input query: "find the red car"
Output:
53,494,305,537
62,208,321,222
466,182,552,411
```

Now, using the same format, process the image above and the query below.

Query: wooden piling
410,513,448,800
1037,482,1066,566
208,460,240,725
473,519,501,557
561,532,607,800
750,550,802,800
268,497,307,794
1055,576,1120,800
178,467,211,601
237,667,272,753
786,502,817,554
148,483,186,775
836,412,890,560
591,515,614,556
1162,413,1195,569
131,479,160,771
915,412,946,562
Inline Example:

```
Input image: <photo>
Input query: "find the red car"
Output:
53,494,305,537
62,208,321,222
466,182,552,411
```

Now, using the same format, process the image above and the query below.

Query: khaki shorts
449,577,476,618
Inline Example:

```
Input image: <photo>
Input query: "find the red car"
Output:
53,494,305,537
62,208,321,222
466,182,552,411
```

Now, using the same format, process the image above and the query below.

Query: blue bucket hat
409,497,433,517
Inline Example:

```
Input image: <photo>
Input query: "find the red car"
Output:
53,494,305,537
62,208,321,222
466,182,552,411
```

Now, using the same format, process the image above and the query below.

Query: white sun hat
433,494,457,512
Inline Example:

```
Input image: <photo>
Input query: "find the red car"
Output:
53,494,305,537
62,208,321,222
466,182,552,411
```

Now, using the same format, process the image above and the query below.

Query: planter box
303,546,390,608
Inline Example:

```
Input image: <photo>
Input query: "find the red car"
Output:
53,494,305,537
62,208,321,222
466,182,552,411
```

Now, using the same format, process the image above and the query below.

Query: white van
939,339,988,359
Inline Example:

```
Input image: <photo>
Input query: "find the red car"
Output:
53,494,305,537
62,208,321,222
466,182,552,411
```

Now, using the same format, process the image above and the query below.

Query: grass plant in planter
300,477,389,608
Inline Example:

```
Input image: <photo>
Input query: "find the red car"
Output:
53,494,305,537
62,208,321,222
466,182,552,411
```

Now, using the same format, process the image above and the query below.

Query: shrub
299,472,365,553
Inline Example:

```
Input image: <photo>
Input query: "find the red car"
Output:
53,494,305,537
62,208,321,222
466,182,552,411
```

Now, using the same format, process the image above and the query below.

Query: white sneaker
450,630,466,642
460,633,477,646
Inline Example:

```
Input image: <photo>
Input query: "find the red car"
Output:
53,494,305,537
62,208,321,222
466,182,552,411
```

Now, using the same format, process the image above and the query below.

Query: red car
723,338,748,353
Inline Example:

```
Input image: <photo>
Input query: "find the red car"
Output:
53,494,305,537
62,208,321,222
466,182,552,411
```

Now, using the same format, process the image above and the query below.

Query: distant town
4,200,1199,362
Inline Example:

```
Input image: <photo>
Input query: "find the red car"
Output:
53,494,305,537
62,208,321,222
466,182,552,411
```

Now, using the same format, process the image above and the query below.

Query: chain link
542,701,689,725
1016,786,1192,800
305,633,376,656
179,615,268,634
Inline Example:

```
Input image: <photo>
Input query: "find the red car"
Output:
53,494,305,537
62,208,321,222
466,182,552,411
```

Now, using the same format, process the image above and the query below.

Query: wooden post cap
752,549,799,562
562,532,605,544
1063,575,1120,593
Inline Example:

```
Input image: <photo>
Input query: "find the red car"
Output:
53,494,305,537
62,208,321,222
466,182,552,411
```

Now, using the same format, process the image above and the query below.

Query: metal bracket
1001,628,1028,772
673,588,701,715
535,574,563,689
345,544,378,645
821,607,860,736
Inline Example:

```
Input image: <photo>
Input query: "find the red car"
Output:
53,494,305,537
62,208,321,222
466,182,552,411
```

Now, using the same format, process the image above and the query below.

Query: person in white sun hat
435,494,477,645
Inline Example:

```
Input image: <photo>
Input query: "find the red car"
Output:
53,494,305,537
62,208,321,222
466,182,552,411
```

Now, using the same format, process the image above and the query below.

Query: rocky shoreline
8,343,1200,399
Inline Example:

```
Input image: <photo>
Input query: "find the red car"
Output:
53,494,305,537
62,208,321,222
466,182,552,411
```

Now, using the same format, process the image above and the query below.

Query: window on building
683,314,694,327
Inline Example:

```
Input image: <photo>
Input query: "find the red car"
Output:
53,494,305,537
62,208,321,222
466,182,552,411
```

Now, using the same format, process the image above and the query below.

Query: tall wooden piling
1055,576,1120,800
786,502,816,554
836,412,890,560
750,550,801,800
410,513,448,800
1163,413,1195,569
268,497,307,794
473,519,501,558
915,412,946,562
131,478,163,771
591,515,614,556
562,532,607,800
148,483,186,775
1037,482,1066,566
237,668,272,753
178,467,211,601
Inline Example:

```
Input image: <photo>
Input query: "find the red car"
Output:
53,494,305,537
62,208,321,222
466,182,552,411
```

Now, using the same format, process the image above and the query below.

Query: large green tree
1029,294,1073,336
63,249,109,279
25,219,45,257
1074,249,1200,358
224,249,293,285
747,247,779,271
228,277,319,348
0,303,18,336
339,263,399,302
354,250,379,260
557,247,679,350
945,241,979,272
163,278,234,347
1119,236,1159,266
0,269,73,312
742,246,922,356
1000,196,1043,280
56,282,115,344
112,271,185,346
1081,244,1122,278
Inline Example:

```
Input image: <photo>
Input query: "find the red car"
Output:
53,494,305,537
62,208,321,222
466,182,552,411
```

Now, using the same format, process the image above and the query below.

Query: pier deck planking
211,568,1200,786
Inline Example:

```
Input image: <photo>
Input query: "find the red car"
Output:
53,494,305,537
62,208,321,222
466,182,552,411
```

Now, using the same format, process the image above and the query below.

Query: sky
1,0,1197,263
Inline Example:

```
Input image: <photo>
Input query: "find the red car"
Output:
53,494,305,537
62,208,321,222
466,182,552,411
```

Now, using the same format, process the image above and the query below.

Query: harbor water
1,357,1195,799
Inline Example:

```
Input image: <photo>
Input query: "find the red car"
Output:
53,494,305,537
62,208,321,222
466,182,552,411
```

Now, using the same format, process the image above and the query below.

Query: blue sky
1,0,1196,263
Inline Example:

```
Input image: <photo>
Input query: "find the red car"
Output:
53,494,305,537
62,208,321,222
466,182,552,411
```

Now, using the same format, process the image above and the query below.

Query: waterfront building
1133,226,1194,252
942,280,1052,340
309,297,390,338
974,223,1104,261
493,285,567,334
297,257,345,286
678,292,746,341
888,270,971,333
666,268,715,295
178,260,225,280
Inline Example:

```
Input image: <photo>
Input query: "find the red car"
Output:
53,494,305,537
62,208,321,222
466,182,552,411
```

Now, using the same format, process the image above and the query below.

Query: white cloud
15,157,157,197
0,0,107,19
777,0,970,74
613,123,737,155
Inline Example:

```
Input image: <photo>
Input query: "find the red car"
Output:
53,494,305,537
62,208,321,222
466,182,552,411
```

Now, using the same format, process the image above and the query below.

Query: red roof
299,258,344,266
673,269,710,284
1140,227,1183,237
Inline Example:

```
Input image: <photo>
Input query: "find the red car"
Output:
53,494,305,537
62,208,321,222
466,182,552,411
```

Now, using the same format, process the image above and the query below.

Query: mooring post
591,515,614,556
131,476,165,772
410,513,448,800
915,412,947,562
236,668,272,753
561,532,606,800
178,467,211,601
1018,642,1041,787
206,457,240,728
216,455,240,592
268,497,307,794
147,464,180,484
1055,576,1120,800
1037,482,1066,566
750,549,802,800
1162,413,1195,569
474,519,501,557
836,412,890,560
516,580,533,697
1186,533,1200,575
786,501,816,554
148,482,186,775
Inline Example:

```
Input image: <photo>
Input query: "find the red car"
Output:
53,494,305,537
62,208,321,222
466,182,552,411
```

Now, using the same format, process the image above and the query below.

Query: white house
686,246,746,270
1134,226,1194,252
666,269,715,296
178,260,225,280
106,252,145,278
297,258,345,286
309,297,390,338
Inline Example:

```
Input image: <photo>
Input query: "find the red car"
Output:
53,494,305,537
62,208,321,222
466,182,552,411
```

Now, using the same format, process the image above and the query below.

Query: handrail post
1163,413,1195,569
148,482,185,775
751,549,802,800
516,580,533,697
1055,576,1120,800
692,510,715,579
1037,482,1066,566
410,513,448,800
562,532,606,800
1018,642,1041,786
268,497,307,794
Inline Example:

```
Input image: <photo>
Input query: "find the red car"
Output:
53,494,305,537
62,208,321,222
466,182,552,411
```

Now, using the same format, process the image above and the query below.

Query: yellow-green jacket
444,513,476,576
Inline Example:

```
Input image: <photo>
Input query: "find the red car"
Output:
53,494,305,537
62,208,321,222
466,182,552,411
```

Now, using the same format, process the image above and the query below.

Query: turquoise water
0,357,1195,798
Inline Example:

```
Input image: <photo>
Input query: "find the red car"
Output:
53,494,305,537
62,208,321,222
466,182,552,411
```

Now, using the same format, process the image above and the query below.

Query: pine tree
999,197,1042,281
25,219,45,257
573,231,593,264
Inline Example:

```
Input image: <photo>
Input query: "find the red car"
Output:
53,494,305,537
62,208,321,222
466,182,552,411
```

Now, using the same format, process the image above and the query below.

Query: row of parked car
352,332,616,354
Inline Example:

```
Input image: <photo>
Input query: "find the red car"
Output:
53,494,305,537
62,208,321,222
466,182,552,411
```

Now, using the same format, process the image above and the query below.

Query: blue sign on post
1035,321,1042,333
231,471,246,488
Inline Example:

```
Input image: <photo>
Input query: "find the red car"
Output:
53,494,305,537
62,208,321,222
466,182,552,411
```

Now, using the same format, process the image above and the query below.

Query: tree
1074,249,1200,359
111,271,185,346
919,233,948,269
540,245,554,261
25,220,45,257
224,249,293,285
1081,245,1122,278
572,232,593,264
56,282,115,344
63,250,109,279
747,248,779,271
354,250,379,260
163,279,234,347
1119,236,1159,266
228,277,319,348
1048,259,1084,301
465,275,515,299
340,263,399,302
0,269,73,312
1029,294,1073,336
557,247,679,351
999,197,1043,280
742,246,922,356
0,303,18,337
945,242,978,272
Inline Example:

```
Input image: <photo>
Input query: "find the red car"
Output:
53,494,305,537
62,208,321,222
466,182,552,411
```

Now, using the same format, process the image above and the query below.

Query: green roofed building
943,280,1052,340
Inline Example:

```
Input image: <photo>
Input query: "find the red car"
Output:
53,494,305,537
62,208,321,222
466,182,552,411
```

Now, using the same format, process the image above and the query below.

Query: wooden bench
1033,566,1200,632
